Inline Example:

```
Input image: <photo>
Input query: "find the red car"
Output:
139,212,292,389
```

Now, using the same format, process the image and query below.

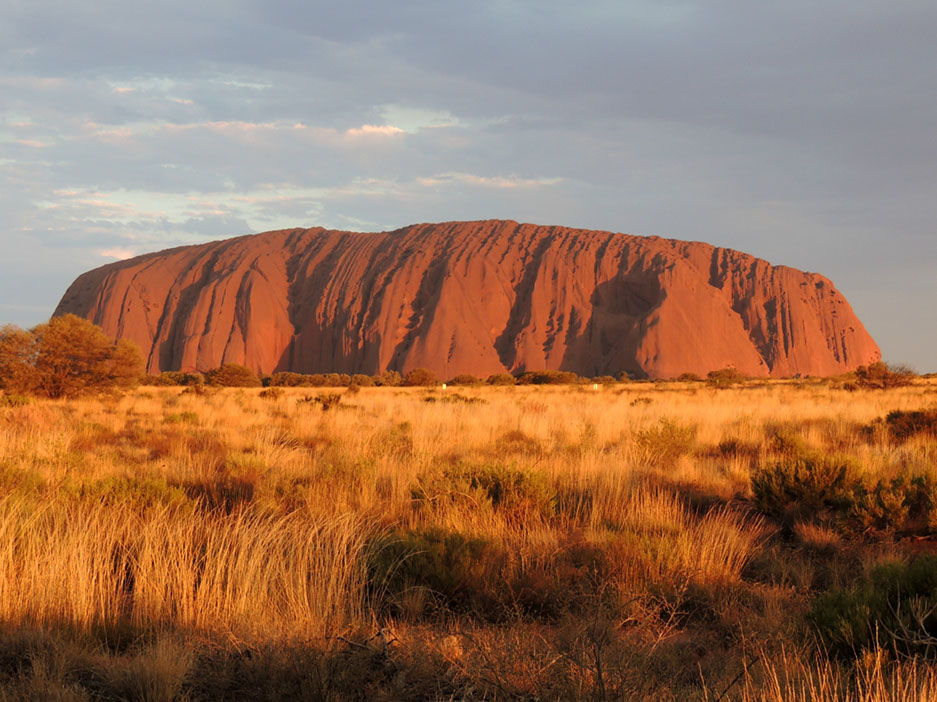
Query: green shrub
61,475,190,508
368,528,502,617
751,455,855,525
633,419,697,463
369,422,414,459
809,555,937,658
413,462,556,522
849,475,937,534
768,426,811,457
753,450,937,534
163,411,199,425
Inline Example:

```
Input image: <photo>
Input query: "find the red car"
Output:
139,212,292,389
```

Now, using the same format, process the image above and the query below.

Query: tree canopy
0,315,143,398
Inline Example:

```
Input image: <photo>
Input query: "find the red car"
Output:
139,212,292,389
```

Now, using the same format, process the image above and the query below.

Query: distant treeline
0,317,920,399
140,365,632,388
138,363,919,389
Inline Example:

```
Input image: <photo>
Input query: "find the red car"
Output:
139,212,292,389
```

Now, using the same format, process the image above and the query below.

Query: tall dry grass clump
0,496,369,642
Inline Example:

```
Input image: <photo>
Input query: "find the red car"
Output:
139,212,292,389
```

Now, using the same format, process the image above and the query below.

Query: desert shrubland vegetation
0,370,935,699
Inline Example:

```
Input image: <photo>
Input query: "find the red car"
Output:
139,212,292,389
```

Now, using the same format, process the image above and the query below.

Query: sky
1,1,934,371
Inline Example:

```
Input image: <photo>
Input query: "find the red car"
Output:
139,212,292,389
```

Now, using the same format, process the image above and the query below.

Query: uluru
54,220,881,379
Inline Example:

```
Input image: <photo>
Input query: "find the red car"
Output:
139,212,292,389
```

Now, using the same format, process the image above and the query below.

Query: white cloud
344,124,405,138
97,247,137,260
416,172,563,189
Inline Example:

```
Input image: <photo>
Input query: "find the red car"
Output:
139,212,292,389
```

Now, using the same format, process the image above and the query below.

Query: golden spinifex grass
0,379,934,700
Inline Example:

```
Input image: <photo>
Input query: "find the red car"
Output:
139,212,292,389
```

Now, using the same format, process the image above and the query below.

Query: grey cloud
0,0,933,368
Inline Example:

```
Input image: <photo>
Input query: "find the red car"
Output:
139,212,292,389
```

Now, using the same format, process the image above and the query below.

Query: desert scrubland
0,379,936,700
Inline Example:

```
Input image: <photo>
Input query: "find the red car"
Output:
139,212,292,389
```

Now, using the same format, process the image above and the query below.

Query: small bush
809,555,937,659
268,372,313,387
180,384,215,397
753,450,937,534
751,455,855,525
447,374,482,386
368,528,502,617
259,387,284,401
422,393,483,405
205,364,262,387
163,411,199,425
487,373,516,386
676,372,702,382
403,368,439,387
707,367,745,387
144,371,204,386
713,438,758,459
0,393,30,408
881,409,937,442
591,375,617,385
633,419,697,463
854,361,915,390
515,370,582,385
413,462,556,522
299,393,342,411
768,426,811,457
350,374,374,387
849,475,937,534
375,370,402,387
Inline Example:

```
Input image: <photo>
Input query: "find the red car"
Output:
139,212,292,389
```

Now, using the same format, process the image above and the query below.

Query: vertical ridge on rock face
53,220,881,378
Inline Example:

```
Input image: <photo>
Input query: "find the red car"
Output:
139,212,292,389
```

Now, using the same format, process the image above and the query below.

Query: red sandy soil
54,220,880,378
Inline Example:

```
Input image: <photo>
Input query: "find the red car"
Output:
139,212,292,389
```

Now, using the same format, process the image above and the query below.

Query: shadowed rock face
54,220,881,378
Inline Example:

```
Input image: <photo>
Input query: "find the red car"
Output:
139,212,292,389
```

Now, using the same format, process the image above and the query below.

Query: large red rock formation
54,220,881,378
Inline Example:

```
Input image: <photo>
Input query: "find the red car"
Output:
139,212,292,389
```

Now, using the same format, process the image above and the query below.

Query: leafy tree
0,325,39,395
0,315,144,399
